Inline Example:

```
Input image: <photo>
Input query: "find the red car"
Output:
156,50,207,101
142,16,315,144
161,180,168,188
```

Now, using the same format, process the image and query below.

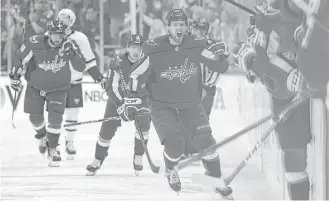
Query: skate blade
48,161,60,167
86,170,97,176
134,170,141,176
66,154,76,160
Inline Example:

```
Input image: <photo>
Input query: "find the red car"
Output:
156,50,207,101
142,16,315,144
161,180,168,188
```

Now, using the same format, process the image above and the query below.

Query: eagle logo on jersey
38,55,67,73
160,58,198,83
29,35,39,43
145,39,158,46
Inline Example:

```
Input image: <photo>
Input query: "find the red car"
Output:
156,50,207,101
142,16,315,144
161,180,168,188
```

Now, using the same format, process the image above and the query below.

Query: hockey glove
62,40,83,58
117,97,150,122
9,71,23,92
202,40,230,61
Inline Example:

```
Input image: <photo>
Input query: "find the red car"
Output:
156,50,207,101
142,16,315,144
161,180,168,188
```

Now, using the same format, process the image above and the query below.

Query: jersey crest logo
160,58,198,83
195,36,205,40
29,35,38,43
38,55,67,73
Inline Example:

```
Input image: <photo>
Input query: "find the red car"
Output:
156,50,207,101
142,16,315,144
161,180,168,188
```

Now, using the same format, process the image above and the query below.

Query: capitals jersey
105,53,146,106
14,35,85,92
249,5,303,99
65,30,98,82
129,34,229,109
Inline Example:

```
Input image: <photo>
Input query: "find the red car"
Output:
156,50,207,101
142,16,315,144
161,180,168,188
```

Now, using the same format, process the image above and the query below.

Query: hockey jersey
65,30,99,82
129,34,229,109
105,53,146,106
14,35,85,92
249,4,303,99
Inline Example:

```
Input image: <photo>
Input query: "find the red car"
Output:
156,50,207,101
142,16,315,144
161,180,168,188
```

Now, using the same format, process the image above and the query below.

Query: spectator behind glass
81,6,111,63
109,0,129,44
24,0,55,38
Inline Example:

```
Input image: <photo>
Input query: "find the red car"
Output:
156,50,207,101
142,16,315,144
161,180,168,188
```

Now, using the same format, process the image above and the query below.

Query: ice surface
0,98,280,201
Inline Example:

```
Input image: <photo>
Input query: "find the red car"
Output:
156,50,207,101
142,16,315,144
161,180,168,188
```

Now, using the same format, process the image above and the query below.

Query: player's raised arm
129,44,151,95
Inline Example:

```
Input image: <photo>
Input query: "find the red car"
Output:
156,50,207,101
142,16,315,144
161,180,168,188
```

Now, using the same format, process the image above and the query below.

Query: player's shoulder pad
142,34,172,55
70,30,89,43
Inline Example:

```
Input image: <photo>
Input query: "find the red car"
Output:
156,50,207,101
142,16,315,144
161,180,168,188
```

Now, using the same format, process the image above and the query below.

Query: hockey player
119,9,233,197
86,34,151,176
181,17,229,162
239,1,312,199
9,19,85,167
57,9,106,159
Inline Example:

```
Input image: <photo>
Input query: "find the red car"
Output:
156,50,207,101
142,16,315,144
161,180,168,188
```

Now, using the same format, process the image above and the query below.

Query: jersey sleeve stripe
85,60,98,71
112,71,123,101
130,56,150,92
22,51,33,66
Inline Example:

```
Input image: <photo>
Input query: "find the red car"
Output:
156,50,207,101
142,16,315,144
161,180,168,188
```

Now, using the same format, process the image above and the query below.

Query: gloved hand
97,75,107,89
117,96,150,122
62,39,83,58
202,39,230,61
9,72,22,92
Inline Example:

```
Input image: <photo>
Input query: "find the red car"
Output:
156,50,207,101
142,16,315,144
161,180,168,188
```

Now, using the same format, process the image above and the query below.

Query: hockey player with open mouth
117,9,233,199
9,19,85,167
86,34,151,176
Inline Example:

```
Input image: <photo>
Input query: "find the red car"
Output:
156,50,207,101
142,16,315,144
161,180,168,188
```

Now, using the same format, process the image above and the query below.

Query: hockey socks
134,137,148,155
34,125,46,139
65,120,77,142
287,177,310,200
95,142,109,161
46,132,60,148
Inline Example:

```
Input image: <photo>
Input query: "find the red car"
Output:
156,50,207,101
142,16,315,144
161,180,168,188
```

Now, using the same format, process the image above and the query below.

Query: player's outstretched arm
104,67,125,106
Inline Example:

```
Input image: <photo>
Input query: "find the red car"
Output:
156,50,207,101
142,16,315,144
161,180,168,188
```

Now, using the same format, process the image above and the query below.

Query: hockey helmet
192,18,210,32
47,19,67,34
127,34,144,47
166,9,188,26
58,8,76,28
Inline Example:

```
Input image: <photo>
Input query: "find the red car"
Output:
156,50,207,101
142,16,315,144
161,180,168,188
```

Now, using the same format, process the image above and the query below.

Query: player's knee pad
190,132,216,152
135,115,151,133
135,130,150,140
29,114,45,129
163,134,186,162
47,112,63,134
282,147,307,172
99,120,120,141
65,107,80,121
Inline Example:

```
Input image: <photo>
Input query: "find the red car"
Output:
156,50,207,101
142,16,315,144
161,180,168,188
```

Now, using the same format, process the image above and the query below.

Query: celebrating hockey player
119,9,232,197
181,17,229,162
238,0,313,199
57,9,106,159
9,19,85,167
86,34,151,176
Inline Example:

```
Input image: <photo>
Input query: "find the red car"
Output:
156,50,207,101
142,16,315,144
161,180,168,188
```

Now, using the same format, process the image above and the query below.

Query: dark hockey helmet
47,19,67,34
166,9,188,26
127,34,144,47
192,18,210,32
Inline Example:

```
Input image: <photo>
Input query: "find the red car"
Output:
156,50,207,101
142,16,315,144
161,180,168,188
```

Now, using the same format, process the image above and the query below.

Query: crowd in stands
1,0,252,73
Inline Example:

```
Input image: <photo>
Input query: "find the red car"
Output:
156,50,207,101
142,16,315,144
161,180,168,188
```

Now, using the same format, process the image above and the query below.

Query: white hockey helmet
58,8,76,28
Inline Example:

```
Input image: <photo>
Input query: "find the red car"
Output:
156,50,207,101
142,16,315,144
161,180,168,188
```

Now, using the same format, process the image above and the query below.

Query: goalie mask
127,34,144,62
166,9,189,43
191,18,210,37
47,19,67,47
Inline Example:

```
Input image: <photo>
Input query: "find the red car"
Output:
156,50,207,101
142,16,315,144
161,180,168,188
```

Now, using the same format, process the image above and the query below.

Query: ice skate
86,159,104,176
133,154,143,176
165,168,181,194
214,187,234,200
38,136,48,154
65,140,76,160
47,148,61,167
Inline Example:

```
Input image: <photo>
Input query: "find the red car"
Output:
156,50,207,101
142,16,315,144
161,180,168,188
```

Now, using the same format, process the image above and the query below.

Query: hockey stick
177,95,307,170
11,91,18,129
63,116,120,128
224,0,257,15
134,117,160,173
223,95,308,185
